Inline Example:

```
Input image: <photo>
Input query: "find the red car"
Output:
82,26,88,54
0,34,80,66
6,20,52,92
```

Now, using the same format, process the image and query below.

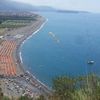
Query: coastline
0,14,51,97
18,17,48,88
19,18,48,64
13,15,46,74
15,16,52,94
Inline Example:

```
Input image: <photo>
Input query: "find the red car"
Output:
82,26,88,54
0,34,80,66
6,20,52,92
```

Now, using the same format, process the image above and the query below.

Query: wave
19,18,48,64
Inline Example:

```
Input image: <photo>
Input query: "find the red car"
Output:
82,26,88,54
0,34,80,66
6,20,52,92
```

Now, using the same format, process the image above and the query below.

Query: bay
21,12,100,86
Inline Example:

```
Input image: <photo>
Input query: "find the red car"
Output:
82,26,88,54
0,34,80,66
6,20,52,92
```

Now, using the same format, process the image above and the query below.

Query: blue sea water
21,12,100,87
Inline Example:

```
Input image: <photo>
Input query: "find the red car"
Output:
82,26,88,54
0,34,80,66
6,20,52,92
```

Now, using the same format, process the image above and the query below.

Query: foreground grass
50,74,100,100
0,74,100,100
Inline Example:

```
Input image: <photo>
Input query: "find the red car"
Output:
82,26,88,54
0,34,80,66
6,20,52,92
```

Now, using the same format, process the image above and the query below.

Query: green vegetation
1,74,100,100
0,20,31,28
50,74,100,100
0,13,38,37
52,76,75,100
0,15,37,21
18,96,33,100
0,14,37,29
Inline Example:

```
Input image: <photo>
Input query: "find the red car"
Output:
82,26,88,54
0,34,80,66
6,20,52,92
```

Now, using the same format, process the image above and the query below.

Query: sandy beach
0,14,51,98
3,15,45,75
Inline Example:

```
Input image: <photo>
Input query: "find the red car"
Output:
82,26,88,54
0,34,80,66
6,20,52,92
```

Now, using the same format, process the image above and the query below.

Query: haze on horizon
10,0,100,13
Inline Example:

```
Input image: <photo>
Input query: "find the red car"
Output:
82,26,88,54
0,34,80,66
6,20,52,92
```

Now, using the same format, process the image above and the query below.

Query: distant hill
0,0,89,13
57,10,89,13
0,0,55,12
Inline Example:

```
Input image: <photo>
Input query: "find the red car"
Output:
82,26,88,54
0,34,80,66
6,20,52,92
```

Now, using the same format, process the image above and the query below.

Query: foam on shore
20,18,48,64
18,17,51,93
26,71,52,92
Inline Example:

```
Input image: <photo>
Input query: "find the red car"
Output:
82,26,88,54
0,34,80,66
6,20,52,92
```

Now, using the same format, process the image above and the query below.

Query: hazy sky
12,0,100,12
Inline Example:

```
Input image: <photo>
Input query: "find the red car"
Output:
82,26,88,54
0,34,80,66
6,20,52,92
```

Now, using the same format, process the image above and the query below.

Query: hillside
0,0,55,12
0,0,89,13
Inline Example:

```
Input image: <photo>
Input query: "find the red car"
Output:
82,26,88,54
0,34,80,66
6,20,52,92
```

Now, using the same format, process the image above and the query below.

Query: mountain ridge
0,0,90,13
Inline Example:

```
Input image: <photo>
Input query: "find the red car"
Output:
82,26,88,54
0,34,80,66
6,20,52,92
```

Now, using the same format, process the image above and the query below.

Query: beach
0,14,51,98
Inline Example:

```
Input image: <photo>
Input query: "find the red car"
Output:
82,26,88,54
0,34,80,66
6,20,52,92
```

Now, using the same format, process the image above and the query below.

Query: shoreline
13,15,46,74
19,18,48,64
0,14,52,96
15,16,52,94
19,17,51,86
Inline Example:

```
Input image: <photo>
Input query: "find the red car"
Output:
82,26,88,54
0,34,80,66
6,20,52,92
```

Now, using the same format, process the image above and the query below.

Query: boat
48,32,55,37
87,60,94,64
48,32,60,43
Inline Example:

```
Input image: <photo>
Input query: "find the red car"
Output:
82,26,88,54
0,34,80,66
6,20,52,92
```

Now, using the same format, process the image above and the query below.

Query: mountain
0,0,89,13
0,0,56,12
0,0,36,11
57,10,89,13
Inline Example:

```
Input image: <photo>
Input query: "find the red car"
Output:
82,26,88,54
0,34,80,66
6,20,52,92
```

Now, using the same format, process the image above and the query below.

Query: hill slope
0,0,55,12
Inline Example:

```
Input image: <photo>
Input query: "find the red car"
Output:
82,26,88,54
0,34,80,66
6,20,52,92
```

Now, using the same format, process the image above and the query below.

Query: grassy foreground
0,74,100,100
50,74,100,100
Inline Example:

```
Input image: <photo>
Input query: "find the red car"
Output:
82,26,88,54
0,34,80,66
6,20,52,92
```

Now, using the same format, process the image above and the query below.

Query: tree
52,76,75,100
18,95,33,100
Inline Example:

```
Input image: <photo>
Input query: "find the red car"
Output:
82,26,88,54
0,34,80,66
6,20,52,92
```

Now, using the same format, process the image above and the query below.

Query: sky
12,0,100,12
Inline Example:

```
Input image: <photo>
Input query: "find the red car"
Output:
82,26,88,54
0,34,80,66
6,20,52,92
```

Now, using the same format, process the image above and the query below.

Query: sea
21,12,100,87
